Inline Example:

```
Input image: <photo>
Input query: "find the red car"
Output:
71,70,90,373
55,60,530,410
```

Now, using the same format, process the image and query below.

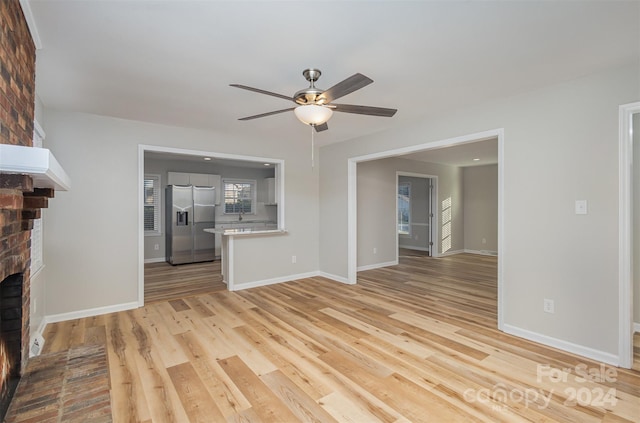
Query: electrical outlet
482,238,487,244
291,255,296,264
543,299,555,314
154,243,159,250
373,247,377,254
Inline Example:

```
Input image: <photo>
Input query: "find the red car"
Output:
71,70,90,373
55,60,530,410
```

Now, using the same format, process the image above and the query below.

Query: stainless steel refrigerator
166,185,216,265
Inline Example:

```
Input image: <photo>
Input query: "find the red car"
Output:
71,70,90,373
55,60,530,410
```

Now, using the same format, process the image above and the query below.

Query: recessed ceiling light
263,163,271,166
473,158,480,161
203,157,212,161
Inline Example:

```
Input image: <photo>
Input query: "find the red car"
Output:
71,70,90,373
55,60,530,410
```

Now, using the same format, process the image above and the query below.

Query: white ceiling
27,0,639,163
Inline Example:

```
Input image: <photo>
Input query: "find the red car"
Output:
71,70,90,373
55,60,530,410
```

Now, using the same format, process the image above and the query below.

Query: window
398,182,411,235
144,174,161,235
224,179,256,214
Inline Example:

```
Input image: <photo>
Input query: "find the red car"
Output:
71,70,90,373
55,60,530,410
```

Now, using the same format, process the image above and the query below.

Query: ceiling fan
230,69,397,132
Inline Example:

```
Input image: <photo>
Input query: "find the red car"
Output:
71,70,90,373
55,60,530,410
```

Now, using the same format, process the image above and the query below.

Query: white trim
139,144,286,303
19,0,42,49
634,322,640,333
438,249,466,257
318,271,352,285
503,324,619,367
618,102,640,369
33,119,45,142
399,245,430,252
464,249,498,256
357,260,398,272
44,301,140,324
497,129,505,331
347,160,358,283
144,257,165,264
0,144,71,190
230,271,321,291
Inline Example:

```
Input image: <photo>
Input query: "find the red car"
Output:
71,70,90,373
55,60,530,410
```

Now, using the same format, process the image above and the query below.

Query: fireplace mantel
0,144,70,191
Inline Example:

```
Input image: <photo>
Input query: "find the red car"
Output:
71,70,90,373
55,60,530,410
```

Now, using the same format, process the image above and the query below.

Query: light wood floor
42,254,640,422
144,260,227,303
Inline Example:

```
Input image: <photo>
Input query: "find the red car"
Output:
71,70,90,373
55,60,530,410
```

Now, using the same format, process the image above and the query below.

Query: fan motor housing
293,68,327,105
293,88,325,105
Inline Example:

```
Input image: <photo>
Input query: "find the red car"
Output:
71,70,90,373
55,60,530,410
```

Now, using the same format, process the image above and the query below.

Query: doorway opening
397,173,436,258
348,128,504,328
138,144,284,305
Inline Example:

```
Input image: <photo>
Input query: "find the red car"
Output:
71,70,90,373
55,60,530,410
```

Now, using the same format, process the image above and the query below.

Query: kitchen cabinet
167,171,190,185
168,172,221,204
189,173,210,186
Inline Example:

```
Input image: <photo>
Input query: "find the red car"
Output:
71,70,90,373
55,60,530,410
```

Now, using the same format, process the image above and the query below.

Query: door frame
138,144,285,306
396,172,438,258
347,128,504,329
618,101,640,368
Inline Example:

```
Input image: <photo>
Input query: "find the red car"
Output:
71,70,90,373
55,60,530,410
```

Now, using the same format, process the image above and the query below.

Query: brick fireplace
0,0,55,418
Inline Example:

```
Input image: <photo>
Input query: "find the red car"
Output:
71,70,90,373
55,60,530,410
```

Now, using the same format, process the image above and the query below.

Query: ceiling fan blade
314,123,329,132
238,107,295,121
320,73,373,103
230,84,293,102
332,103,397,117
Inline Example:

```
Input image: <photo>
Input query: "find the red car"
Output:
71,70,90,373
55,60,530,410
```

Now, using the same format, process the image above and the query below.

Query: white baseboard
464,249,498,256
634,322,640,333
231,271,323,291
44,301,140,324
503,324,619,367
317,271,352,285
144,257,166,264
437,249,465,257
399,245,430,252
357,260,398,272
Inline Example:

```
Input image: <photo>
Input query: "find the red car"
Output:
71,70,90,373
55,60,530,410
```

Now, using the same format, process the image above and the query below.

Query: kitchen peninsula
204,226,287,290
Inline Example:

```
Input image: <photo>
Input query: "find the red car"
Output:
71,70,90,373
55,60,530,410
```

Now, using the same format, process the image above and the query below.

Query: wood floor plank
260,369,338,423
173,330,252,418
33,253,640,422
167,361,226,422
219,355,300,422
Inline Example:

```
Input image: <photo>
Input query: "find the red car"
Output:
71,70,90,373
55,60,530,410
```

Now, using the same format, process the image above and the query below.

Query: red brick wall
0,0,37,372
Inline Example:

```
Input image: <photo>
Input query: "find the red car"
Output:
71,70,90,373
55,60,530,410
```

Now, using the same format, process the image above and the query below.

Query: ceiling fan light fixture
294,104,333,126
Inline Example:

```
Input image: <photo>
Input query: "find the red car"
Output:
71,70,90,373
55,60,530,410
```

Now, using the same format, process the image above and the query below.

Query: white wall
320,64,639,360
42,111,319,316
463,164,498,253
357,158,463,269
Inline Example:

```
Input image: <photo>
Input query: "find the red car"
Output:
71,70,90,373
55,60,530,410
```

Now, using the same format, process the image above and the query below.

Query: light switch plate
575,200,588,215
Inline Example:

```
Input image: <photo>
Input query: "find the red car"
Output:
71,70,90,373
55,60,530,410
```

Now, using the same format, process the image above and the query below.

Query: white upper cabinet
167,171,190,185
189,173,210,186
167,172,222,204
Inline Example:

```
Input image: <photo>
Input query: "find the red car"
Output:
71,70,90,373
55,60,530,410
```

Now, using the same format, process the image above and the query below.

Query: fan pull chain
311,124,315,168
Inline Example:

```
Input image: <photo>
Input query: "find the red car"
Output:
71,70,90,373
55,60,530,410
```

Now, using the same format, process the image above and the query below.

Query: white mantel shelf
0,144,70,191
